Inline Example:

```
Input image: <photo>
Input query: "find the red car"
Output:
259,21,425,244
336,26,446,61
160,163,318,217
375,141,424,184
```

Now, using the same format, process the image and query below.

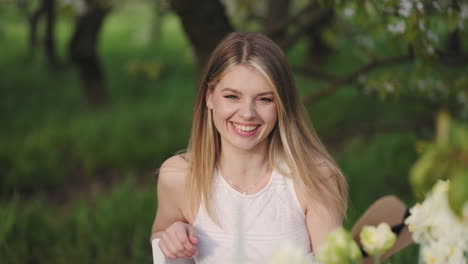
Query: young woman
150,32,348,264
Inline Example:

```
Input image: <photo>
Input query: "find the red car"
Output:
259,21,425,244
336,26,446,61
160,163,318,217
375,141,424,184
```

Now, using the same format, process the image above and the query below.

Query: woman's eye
224,95,238,99
259,97,273,102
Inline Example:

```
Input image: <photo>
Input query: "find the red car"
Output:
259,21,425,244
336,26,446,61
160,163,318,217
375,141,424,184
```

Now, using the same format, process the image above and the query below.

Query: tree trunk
263,0,291,44
169,0,234,72
447,28,461,55
28,0,46,58
150,0,168,45
44,0,58,67
69,7,110,107
304,7,334,68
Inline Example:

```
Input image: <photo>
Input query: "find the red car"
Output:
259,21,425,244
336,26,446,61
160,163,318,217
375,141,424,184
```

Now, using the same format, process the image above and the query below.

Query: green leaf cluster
410,110,468,217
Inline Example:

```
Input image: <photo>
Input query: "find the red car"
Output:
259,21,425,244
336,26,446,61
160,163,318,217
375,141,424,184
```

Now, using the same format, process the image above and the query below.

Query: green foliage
0,1,454,263
0,5,194,191
409,111,468,217
330,0,468,117
0,177,156,264
1,101,191,191
340,131,419,223
0,195,57,263
126,59,164,80
448,168,468,217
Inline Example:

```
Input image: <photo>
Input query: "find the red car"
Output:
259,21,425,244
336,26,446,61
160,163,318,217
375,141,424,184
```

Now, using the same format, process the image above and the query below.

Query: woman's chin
228,138,268,152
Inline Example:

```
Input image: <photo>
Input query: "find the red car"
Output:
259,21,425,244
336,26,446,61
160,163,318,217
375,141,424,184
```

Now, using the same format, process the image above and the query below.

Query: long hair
186,32,348,221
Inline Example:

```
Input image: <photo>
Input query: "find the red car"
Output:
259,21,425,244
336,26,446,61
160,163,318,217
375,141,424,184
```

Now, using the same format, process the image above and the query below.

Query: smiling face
206,65,278,152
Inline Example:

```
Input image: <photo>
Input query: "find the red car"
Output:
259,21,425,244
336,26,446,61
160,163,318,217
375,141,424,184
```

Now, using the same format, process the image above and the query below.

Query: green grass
0,1,431,262
0,3,195,191
0,176,156,264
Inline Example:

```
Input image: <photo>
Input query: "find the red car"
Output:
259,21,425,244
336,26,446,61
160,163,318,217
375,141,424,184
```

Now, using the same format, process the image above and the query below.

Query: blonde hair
186,32,347,221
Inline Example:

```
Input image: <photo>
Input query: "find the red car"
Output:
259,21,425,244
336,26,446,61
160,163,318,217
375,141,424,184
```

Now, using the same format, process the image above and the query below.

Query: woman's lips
230,122,260,137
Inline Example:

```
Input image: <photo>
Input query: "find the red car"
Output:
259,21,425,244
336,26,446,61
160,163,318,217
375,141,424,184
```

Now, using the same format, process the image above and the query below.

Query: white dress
152,169,317,264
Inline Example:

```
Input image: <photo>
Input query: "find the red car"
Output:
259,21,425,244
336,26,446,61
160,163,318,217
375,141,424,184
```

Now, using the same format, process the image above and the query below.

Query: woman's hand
158,221,198,259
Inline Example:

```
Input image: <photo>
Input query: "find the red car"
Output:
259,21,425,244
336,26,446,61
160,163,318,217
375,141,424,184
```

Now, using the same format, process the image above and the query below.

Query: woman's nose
239,101,256,120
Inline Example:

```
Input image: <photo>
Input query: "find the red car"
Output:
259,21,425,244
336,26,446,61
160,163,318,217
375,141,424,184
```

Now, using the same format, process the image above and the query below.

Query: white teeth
232,122,258,132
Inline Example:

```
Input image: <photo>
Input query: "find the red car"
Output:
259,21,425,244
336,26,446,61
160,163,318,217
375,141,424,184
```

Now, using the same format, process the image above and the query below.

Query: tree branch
303,54,412,105
279,7,332,51
263,0,291,43
322,112,435,151
292,65,337,81
264,2,316,37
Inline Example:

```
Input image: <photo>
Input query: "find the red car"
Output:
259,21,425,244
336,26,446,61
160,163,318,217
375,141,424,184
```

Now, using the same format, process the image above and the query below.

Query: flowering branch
302,54,412,106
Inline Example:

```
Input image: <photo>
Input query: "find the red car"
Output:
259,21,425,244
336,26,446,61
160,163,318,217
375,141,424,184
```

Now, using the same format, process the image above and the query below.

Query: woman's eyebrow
257,92,273,96
221,88,273,96
220,88,241,94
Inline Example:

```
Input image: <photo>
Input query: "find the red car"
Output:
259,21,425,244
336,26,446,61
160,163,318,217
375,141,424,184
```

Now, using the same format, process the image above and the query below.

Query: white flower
456,91,467,104
416,1,424,12
433,180,449,193
384,83,394,92
267,242,308,264
405,180,468,264
316,227,362,264
426,30,439,42
421,238,466,264
461,4,468,20
399,0,413,17
419,20,426,31
356,36,374,49
387,21,406,34
343,7,355,18
463,203,468,221
360,223,396,256
406,181,454,242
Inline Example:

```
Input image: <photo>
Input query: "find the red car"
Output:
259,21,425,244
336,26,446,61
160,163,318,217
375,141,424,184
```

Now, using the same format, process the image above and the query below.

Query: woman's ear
206,86,214,110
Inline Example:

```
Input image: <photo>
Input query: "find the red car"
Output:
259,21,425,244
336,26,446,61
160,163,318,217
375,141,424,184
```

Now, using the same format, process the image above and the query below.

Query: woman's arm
151,155,198,260
151,155,188,240
304,195,342,251
301,162,344,251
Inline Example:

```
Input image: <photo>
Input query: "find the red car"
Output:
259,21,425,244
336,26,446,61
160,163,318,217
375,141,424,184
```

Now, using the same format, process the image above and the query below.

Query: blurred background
0,0,467,263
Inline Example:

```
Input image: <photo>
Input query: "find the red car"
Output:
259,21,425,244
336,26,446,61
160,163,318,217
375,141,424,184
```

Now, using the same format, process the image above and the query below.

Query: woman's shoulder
157,154,189,191
160,153,189,171
292,156,340,207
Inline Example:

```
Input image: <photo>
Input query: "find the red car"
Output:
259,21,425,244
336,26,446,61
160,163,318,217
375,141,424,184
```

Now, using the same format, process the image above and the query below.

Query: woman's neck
218,141,271,183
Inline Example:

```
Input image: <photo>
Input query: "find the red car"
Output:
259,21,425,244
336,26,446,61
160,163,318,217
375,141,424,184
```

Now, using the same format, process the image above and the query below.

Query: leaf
409,145,439,198
448,168,468,218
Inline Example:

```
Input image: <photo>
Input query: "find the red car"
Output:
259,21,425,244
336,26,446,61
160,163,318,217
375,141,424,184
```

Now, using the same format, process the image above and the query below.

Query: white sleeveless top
192,169,313,264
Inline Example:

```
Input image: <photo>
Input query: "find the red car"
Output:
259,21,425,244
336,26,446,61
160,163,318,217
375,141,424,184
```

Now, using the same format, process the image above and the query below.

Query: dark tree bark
22,0,58,66
273,4,331,52
304,7,334,68
43,0,58,67
169,0,234,72
150,0,169,44
69,6,110,107
28,0,46,58
264,0,291,43
447,28,461,56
